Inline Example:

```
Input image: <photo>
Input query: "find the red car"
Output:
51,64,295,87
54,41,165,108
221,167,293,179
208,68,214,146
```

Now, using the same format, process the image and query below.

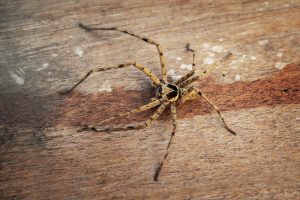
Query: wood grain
0,0,299,199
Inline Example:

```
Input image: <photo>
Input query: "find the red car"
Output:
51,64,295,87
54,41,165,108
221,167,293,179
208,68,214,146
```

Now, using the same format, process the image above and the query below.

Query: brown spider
62,23,236,181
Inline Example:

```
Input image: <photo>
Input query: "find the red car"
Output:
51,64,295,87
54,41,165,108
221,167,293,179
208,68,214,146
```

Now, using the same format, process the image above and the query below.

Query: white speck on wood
167,69,182,81
250,56,257,61
211,45,223,52
256,7,265,11
98,80,112,92
186,64,193,70
176,57,182,61
34,63,49,71
203,57,214,65
51,53,58,58
209,52,215,57
74,47,83,57
176,57,182,64
277,53,283,57
258,39,269,46
180,64,193,70
167,69,175,76
10,71,25,85
202,42,210,49
274,62,286,70
229,60,237,68
240,55,247,63
173,75,182,81
218,38,224,42
234,74,241,81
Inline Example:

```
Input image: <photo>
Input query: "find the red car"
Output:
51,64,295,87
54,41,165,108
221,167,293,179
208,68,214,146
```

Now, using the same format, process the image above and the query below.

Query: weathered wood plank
0,0,299,199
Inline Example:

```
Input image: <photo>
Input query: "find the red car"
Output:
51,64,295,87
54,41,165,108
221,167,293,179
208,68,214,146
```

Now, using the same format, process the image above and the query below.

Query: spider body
62,23,236,181
156,83,180,102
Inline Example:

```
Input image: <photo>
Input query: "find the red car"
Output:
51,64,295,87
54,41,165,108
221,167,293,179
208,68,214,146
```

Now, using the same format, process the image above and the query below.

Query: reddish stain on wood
58,62,300,127
1,62,299,129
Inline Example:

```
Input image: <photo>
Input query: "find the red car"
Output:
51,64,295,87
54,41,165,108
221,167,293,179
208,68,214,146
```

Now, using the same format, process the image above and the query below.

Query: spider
62,23,237,181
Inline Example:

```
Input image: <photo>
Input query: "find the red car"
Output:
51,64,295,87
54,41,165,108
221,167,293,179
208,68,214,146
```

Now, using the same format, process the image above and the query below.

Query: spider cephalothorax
156,83,180,102
62,23,236,181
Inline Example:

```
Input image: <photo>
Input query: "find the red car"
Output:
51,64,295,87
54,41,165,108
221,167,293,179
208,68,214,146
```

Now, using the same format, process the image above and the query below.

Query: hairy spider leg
184,86,237,135
154,103,177,181
60,62,161,94
175,43,196,85
90,101,170,132
179,52,233,88
82,98,165,131
186,43,196,68
175,69,195,85
196,88,236,135
79,23,168,82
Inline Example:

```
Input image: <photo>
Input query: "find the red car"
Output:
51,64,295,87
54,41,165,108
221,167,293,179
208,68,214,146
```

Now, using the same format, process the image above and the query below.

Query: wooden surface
1,0,300,199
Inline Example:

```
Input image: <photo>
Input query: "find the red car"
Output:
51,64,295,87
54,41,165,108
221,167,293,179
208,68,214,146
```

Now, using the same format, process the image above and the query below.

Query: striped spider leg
176,46,235,135
78,23,168,82
154,45,235,181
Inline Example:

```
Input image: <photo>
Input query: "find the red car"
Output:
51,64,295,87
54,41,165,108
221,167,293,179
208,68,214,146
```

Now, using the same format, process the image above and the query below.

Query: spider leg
179,86,199,104
186,43,196,68
154,103,177,181
79,23,168,82
89,101,170,132
175,69,195,85
183,86,236,135
81,98,164,130
59,62,161,94
197,90,236,135
175,43,196,85
179,52,233,88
